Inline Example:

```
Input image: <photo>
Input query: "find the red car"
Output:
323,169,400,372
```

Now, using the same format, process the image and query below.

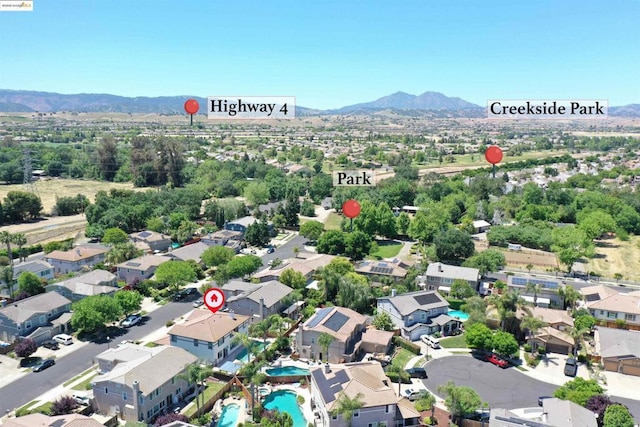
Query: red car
485,353,509,368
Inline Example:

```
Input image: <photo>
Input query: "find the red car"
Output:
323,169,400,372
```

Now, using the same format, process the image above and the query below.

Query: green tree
603,404,634,427
12,233,27,263
154,260,197,292
437,381,482,424
245,219,271,247
243,181,270,206
558,285,583,310
1,265,15,297
331,392,364,427
336,277,373,313
373,311,394,331
464,323,493,350
434,227,475,261
407,202,450,244
3,191,43,222
344,230,373,261
520,315,546,353
462,249,506,275
352,200,378,236
17,272,45,296
491,331,519,356
232,332,258,364
102,227,129,245
225,255,263,278
0,231,13,265
491,290,529,333
450,279,476,299
551,226,593,273
396,212,411,235
525,281,544,307
105,242,143,265
279,268,306,289
201,246,235,268
317,230,346,255
71,295,123,334
578,210,617,241
299,220,324,241
574,309,597,331
376,202,397,238
177,363,213,416
114,290,143,316
318,332,335,362
460,296,488,326
553,377,604,406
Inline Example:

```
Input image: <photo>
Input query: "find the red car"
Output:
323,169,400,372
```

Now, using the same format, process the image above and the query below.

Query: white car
403,388,423,401
72,394,90,406
121,314,142,328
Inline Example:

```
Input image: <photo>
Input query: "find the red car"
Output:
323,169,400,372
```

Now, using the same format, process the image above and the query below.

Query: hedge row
394,335,421,355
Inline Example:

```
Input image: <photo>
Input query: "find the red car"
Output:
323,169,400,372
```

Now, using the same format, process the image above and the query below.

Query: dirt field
474,240,559,270
587,236,640,281
0,179,137,214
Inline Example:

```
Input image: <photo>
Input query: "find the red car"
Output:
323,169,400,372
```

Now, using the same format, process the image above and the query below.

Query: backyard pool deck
268,383,314,426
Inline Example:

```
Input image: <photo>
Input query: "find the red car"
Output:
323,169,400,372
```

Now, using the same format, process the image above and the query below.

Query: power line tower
23,148,37,194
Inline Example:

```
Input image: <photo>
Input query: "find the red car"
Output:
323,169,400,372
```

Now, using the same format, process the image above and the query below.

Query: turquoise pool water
448,309,469,321
266,366,311,376
236,342,266,363
262,390,306,427
218,403,240,427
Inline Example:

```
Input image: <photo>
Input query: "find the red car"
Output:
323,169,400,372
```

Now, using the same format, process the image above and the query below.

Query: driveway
423,355,640,422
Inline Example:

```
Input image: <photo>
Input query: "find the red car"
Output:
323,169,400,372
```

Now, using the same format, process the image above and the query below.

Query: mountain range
0,89,637,117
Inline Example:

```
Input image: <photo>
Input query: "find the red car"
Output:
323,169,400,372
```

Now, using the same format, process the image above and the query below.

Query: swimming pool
218,403,240,427
236,342,266,363
448,309,469,321
262,390,306,427
266,366,311,376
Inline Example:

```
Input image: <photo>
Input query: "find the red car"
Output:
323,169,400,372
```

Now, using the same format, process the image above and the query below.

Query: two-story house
296,307,367,363
310,362,420,427
168,310,250,365
0,292,72,343
377,290,458,341
12,260,55,282
44,245,109,275
224,216,260,236
355,259,409,283
200,230,243,249
46,270,118,301
116,255,171,284
129,230,172,253
252,253,337,283
164,242,209,265
222,280,293,320
581,285,640,329
92,344,197,423
507,276,564,308
421,262,480,293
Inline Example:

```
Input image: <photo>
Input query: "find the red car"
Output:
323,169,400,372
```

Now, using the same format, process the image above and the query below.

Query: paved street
0,299,196,414
261,234,307,267
424,355,640,422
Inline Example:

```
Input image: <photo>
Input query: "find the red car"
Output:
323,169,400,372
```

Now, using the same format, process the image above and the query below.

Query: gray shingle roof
378,290,448,317
0,292,71,323
597,327,640,358
225,280,293,309
425,262,479,282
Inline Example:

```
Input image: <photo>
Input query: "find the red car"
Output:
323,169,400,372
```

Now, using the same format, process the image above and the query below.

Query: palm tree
1,265,15,298
331,392,364,427
387,364,410,395
520,315,546,353
490,290,530,333
105,242,143,265
568,326,590,356
267,314,285,338
525,282,544,307
177,363,213,415
232,332,257,364
558,285,582,311
318,332,335,362
12,233,27,263
0,231,13,265
249,319,270,346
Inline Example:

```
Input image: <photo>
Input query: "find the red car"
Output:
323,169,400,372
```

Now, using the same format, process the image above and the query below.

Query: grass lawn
184,382,225,418
72,373,98,391
438,335,468,349
144,342,159,347
392,348,414,369
369,240,402,259
63,366,97,387
324,211,344,231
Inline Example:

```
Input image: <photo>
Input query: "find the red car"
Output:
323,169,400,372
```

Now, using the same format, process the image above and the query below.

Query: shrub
537,346,546,355
523,344,532,353
394,336,421,355
165,320,175,327
15,338,38,358
525,354,541,368
577,354,588,363
51,396,79,415
297,395,305,405
386,371,411,384
154,413,189,426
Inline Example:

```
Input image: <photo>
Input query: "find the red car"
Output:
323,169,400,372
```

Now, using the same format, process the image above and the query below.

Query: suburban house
116,255,171,284
489,398,597,427
595,327,640,376
129,230,172,253
506,276,564,308
2,414,105,427
310,361,420,427
44,245,109,275
46,270,118,301
200,229,243,251
377,290,459,341
253,253,337,283
296,306,368,364
505,306,575,354
355,258,409,283
12,260,55,282
164,242,209,265
224,216,260,236
168,310,250,365
534,327,575,355
222,280,293,320
581,285,640,330
420,263,480,293
0,292,72,344
472,219,491,233
92,344,197,423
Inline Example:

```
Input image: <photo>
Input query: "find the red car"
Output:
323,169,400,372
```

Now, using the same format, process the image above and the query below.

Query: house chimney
229,310,236,320
259,297,265,321
391,289,397,298
76,248,81,256
324,363,331,374
438,263,443,272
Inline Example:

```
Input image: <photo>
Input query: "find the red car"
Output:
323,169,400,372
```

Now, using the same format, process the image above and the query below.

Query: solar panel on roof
138,231,152,238
379,262,387,267
307,307,333,328
413,293,441,305
333,370,349,384
512,277,558,289
324,311,349,332
329,383,343,396
312,370,336,403
584,293,600,302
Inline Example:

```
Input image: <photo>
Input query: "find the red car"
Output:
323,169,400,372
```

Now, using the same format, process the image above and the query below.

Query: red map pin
204,288,225,314
485,146,503,165
184,99,200,115
342,199,361,219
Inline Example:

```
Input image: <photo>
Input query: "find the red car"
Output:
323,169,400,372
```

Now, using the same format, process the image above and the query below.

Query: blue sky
1,0,638,109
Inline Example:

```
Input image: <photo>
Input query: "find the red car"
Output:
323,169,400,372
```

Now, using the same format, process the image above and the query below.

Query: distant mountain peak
332,90,482,113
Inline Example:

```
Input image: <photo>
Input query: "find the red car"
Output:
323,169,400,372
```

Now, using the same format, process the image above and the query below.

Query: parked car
173,287,198,301
484,353,509,368
193,299,204,308
41,340,59,350
420,335,441,349
72,394,91,406
564,358,578,377
53,334,73,346
405,367,428,379
121,314,142,328
403,388,424,401
32,359,55,372
266,246,275,254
